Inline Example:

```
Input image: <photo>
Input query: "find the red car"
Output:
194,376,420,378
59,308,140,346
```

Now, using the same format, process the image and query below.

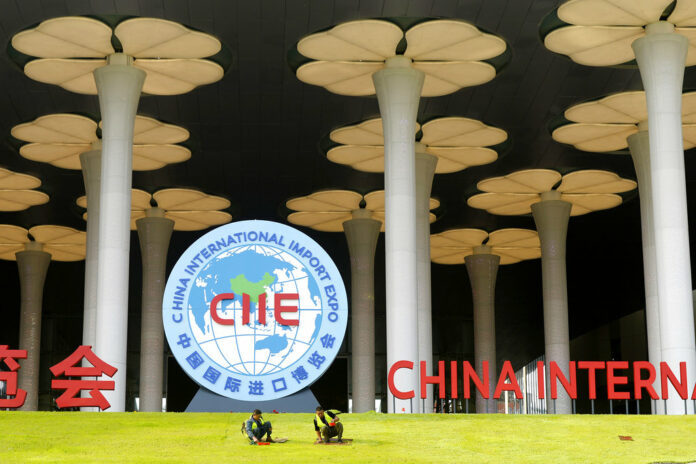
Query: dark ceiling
1,0,695,394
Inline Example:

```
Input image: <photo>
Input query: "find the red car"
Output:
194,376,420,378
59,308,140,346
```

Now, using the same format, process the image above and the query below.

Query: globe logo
163,220,347,401
190,245,323,375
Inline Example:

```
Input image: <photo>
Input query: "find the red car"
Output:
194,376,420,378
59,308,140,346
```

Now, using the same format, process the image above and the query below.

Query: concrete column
80,145,102,356
16,242,51,411
93,53,145,412
464,246,500,414
136,208,174,412
415,149,437,412
79,144,102,412
531,191,572,414
633,22,696,415
693,290,696,346
343,209,381,413
627,128,664,414
373,56,424,413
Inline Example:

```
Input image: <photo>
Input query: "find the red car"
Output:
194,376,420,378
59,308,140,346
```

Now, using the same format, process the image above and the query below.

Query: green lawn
0,412,695,463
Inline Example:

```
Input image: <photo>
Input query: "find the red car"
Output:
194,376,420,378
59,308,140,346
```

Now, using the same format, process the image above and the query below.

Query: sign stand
186,387,319,413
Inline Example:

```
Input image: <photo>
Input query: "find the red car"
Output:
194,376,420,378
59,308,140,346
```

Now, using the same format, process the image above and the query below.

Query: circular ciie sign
163,220,347,401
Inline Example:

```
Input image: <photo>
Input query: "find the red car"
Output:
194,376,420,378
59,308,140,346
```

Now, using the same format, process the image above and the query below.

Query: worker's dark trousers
321,422,343,442
251,421,272,441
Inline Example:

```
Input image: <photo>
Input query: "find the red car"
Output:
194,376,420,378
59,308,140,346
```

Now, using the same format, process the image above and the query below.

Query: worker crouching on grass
314,406,343,443
245,409,274,444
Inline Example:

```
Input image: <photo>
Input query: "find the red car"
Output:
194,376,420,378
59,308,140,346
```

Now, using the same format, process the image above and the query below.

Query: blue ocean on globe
187,245,323,375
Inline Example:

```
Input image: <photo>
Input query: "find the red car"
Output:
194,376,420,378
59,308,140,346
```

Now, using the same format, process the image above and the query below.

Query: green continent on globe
229,272,275,302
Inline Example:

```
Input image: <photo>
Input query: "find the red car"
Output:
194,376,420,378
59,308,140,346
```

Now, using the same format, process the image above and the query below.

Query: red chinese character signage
0,345,28,408
49,345,117,411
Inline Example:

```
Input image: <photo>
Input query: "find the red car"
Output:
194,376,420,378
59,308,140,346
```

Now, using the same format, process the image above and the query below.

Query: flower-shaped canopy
467,169,637,216
430,228,541,265
0,167,48,212
0,167,42,190
552,90,696,152
542,0,696,66
286,189,439,232
11,16,226,95
11,113,191,170
77,188,231,231
0,224,86,261
327,117,507,173
292,18,508,97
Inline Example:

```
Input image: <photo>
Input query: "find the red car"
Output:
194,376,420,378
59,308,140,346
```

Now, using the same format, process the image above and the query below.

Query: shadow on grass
649,460,696,464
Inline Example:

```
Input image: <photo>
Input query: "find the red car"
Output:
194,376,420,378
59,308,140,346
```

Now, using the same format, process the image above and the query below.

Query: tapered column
465,246,499,414
343,209,381,413
16,243,51,411
79,145,102,411
627,129,664,414
373,56,424,413
80,145,102,357
93,53,145,412
633,22,696,415
136,208,174,412
532,191,572,414
415,150,437,411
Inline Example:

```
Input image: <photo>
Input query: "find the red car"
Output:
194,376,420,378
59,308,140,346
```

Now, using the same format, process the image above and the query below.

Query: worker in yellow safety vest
314,406,343,443
245,409,274,444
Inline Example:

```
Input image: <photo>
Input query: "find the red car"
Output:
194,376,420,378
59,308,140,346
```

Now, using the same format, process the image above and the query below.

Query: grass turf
0,412,695,463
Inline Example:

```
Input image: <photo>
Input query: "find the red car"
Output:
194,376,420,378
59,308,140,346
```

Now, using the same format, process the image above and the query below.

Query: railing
499,357,696,415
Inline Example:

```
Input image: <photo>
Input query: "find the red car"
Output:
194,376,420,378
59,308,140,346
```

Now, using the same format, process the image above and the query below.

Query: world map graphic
187,245,323,376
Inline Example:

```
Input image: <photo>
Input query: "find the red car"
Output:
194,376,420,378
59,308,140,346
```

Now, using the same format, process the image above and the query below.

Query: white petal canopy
0,190,49,212
12,114,191,170
430,228,541,265
12,16,225,95
0,168,42,190
296,19,507,97
327,116,505,174
287,189,438,232
552,91,696,151
544,0,696,67
78,188,231,231
468,168,636,216
0,224,86,261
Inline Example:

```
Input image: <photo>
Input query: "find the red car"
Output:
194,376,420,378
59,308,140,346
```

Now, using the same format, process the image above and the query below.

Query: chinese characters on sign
0,345,27,408
49,345,118,411
0,345,117,411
